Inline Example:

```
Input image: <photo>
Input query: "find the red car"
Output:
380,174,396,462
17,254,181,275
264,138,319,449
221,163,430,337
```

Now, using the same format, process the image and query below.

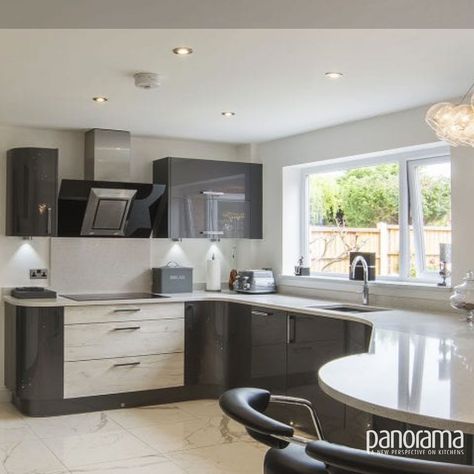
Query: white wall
0,124,242,396
253,103,473,299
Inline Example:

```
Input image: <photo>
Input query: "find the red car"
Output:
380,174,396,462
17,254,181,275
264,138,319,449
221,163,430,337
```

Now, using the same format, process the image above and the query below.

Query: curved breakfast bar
4,291,474,459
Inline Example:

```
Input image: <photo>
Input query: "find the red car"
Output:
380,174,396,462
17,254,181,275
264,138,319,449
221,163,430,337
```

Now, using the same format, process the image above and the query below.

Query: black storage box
349,252,376,281
152,264,193,293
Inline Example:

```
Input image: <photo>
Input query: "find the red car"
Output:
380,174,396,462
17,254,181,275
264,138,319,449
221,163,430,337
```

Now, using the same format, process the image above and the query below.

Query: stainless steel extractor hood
84,129,131,181
57,129,166,238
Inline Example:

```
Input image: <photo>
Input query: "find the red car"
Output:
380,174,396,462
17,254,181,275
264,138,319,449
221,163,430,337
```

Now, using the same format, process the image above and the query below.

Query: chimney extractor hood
85,129,131,181
57,129,166,238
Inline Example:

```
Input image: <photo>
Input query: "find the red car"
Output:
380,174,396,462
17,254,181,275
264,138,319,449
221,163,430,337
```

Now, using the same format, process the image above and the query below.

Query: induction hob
62,292,169,301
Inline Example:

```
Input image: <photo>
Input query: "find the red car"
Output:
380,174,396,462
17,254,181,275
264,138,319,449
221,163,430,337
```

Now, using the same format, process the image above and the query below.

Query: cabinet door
170,159,250,239
185,302,230,391
285,314,346,439
6,148,58,236
228,304,287,394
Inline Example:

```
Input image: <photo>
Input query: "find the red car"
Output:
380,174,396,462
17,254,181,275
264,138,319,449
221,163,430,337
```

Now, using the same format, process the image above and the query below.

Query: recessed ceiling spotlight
325,72,344,80
92,96,108,103
173,47,193,56
221,111,235,117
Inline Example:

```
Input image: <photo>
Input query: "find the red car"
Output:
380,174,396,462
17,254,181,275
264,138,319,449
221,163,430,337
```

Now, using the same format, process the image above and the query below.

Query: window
301,146,451,282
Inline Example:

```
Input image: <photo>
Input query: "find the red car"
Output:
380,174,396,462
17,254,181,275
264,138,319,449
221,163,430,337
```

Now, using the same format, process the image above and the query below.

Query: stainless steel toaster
233,270,277,294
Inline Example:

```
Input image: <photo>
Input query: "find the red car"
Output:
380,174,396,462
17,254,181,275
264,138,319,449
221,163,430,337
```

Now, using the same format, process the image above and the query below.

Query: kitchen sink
306,304,390,314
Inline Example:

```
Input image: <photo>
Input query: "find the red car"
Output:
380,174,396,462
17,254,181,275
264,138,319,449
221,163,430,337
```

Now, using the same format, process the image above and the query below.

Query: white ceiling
0,29,473,144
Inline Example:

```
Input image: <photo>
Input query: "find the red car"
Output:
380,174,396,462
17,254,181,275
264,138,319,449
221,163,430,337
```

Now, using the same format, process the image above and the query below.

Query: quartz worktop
4,290,474,434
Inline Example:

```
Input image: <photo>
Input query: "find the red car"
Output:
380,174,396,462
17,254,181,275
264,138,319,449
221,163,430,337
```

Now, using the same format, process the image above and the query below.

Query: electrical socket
30,268,48,280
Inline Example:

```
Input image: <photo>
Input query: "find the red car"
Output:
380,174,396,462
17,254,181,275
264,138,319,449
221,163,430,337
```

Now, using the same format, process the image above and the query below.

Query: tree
309,163,450,228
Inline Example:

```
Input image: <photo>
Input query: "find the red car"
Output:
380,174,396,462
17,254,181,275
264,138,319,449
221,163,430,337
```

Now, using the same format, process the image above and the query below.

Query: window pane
410,161,451,276
308,163,400,276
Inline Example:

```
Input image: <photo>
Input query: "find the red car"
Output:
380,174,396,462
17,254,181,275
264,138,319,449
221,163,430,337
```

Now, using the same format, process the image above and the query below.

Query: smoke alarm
133,72,160,89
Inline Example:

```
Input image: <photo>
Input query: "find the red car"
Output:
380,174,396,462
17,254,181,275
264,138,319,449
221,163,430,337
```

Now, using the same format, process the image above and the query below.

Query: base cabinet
185,302,372,447
6,299,369,447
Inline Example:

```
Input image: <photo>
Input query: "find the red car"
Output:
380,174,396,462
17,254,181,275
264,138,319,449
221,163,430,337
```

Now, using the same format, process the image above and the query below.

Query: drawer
64,303,184,325
64,353,184,398
65,319,184,361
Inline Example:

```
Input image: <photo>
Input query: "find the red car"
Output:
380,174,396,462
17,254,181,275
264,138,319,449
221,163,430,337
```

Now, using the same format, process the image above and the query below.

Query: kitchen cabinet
185,301,233,396
227,304,287,393
6,147,58,237
153,157,262,239
224,305,372,446
5,302,187,416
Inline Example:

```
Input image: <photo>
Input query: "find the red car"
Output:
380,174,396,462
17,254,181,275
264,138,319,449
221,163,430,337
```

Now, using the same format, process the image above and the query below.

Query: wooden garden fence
309,224,451,275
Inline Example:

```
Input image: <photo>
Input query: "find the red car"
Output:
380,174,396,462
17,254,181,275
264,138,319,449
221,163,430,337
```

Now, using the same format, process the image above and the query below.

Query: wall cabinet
153,157,262,239
6,147,58,237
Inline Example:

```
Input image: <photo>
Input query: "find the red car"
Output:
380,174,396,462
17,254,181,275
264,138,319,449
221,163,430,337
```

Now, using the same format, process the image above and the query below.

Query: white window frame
300,143,450,283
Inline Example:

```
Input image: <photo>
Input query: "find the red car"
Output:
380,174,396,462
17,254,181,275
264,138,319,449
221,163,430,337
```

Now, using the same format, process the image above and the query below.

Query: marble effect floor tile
43,430,157,468
167,441,266,474
25,411,123,439
0,439,68,474
130,414,248,453
107,404,198,430
0,399,266,474
67,455,185,474
0,404,27,429
177,399,225,418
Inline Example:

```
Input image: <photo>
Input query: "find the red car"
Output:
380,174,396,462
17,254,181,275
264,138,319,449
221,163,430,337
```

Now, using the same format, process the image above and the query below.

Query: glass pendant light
425,81,474,147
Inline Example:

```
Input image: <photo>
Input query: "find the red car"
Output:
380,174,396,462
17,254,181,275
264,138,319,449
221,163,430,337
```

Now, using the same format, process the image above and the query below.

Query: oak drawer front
64,303,184,325
64,319,184,361
64,353,184,398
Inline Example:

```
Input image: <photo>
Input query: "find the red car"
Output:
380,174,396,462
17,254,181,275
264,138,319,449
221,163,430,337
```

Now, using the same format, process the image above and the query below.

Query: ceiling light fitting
92,96,108,103
134,72,160,89
173,47,193,55
221,111,235,117
325,72,343,79
426,81,474,147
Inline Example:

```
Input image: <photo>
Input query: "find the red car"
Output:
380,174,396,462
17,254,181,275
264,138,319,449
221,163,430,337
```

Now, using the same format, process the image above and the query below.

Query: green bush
309,164,450,227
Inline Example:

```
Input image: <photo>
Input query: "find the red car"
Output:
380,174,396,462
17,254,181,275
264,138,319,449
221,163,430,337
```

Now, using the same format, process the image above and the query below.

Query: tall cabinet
6,147,58,237
153,157,262,239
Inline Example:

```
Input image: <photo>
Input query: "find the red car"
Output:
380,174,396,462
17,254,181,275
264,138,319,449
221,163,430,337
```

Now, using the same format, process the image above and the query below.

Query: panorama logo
366,429,464,457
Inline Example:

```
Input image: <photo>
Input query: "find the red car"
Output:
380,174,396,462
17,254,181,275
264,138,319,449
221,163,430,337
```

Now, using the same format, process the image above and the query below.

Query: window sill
278,274,451,301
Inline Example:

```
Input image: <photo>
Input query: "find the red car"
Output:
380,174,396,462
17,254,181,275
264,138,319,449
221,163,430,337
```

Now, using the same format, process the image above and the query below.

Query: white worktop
5,290,474,434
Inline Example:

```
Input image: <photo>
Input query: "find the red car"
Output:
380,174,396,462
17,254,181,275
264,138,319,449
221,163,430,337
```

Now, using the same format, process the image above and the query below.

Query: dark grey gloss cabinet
6,148,58,237
153,157,262,239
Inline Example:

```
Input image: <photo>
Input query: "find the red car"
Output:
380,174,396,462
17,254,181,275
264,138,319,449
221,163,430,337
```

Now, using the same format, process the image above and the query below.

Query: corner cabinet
6,148,58,237
153,157,262,239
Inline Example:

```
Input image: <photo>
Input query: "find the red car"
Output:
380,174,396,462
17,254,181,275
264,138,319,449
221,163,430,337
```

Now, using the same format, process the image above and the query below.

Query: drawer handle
113,362,141,368
251,310,273,317
201,191,225,196
112,326,141,331
200,231,224,235
113,308,141,313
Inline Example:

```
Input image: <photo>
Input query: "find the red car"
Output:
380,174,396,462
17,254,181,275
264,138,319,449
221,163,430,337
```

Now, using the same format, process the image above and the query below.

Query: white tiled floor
0,400,266,474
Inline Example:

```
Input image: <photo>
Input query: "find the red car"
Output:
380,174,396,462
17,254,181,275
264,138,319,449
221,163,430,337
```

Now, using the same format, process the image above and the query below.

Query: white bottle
206,253,221,292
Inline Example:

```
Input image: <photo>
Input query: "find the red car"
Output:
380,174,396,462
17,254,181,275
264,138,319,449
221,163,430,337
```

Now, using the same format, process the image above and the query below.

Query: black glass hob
62,292,169,301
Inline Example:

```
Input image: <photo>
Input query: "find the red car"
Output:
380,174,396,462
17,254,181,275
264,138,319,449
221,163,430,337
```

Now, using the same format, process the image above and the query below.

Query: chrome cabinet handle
112,326,141,331
113,362,141,368
200,231,224,235
251,310,273,317
287,315,296,344
113,308,141,313
201,191,224,196
47,207,52,235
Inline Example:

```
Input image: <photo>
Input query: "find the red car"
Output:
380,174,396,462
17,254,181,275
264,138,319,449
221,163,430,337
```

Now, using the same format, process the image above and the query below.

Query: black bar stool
219,387,474,474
